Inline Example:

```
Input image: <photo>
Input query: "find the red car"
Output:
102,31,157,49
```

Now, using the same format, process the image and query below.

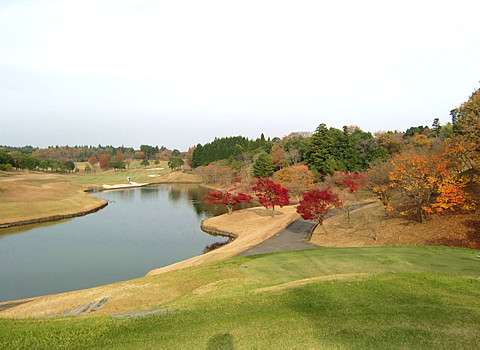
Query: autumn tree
203,161,234,185
272,165,314,202
99,154,111,170
252,177,290,216
296,188,342,227
365,160,395,212
331,171,365,222
271,146,287,170
203,190,253,215
88,155,98,172
389,153,472,223
450,87,480,172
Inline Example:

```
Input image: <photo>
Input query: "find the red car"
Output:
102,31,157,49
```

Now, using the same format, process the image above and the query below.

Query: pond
0,184,240,303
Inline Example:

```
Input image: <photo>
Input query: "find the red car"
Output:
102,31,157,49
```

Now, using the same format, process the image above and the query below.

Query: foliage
296,188,342,225
365,161,395,211
252,177,290,216
140,159,150,168
203,190,253,215
192,136,249,167
203,161,235,185
304,123,387,177
331,171,365,222
168,157,184,170
140,145,159,160
272,165,314,201
108,159,125,171
450,87,480,172
389,153,473,223
99,154,112,170
252,153,274,178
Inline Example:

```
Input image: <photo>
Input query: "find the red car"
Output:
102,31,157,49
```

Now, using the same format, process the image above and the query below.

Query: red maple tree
252,177,290,216
296,188,342,226
203,190,253,215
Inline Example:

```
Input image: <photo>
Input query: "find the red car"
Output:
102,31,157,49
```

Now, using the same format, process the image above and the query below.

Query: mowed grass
70,161,170,186
1,246,479,348
0,164,173,223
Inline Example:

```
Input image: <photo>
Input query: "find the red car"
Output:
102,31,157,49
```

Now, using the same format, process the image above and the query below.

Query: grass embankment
1,246,479,348
312,201,480,249
0,165,201,225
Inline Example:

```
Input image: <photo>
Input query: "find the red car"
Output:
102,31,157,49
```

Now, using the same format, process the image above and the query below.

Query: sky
1,0,479,151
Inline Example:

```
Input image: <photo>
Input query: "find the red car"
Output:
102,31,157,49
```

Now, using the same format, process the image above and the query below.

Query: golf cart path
235,205,367,257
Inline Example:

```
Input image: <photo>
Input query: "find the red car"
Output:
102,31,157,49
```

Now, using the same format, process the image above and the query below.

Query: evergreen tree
305,123,334,175
252,153,274,178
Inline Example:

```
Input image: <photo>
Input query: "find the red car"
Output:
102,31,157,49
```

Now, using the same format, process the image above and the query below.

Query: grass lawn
1,246,479,348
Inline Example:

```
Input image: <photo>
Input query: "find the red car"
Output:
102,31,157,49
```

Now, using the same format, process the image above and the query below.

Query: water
0,184,237,302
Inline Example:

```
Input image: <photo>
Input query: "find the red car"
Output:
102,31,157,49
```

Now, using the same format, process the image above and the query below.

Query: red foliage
333,171,365,193
203,190,253,215
252,177,290,216
296,188,342,225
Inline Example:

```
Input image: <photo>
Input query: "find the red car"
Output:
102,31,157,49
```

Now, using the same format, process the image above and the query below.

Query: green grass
69,162,169,186
1,246,480,349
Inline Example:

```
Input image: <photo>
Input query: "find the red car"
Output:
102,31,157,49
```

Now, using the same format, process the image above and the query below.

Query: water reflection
0,184,246,303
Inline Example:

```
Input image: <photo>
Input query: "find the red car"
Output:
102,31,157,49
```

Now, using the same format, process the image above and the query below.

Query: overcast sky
1,0,479,151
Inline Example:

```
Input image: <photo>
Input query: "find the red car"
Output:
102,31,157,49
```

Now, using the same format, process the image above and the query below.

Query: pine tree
252,153,274,178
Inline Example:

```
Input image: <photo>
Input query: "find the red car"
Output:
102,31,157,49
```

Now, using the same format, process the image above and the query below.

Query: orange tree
272,165,314,202
389,153,472,223
451,87,480,173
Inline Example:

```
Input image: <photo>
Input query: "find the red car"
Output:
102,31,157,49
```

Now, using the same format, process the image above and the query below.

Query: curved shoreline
0,201,109,229
146,206,300,276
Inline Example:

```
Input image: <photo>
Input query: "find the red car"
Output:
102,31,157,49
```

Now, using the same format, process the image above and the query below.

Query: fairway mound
254,273,371,294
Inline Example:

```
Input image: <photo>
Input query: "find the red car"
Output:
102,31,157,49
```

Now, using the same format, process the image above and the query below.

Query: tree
450,87,480,172
88,155,98,172
296,188,342,227
252,153,274,178
389,153,472,223
63,160,75,172
272,165,314,202
203,190,253,215
332,171,365,222
99,154,111,170
432,118,441,137
108,159,125,171
252,177,290,216
140,159,150,168
365,160,395,212
134,151,146,160
305,123,334,175
140,145,158,160
168,157,184,170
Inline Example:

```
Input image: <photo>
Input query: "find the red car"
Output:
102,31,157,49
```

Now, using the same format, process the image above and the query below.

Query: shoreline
146,206,300,276
0,205,300,318
0,201,109,229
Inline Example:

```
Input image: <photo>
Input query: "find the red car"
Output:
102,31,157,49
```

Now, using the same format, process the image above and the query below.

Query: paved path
235,205,369,257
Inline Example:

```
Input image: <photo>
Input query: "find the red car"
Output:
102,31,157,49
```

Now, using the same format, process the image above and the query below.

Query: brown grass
0,173,105,224
311,200,480,249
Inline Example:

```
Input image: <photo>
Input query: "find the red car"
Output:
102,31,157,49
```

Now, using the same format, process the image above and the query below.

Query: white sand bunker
102,182,148,189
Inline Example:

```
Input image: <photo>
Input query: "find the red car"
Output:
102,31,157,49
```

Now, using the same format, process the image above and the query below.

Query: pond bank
0,201,108,229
